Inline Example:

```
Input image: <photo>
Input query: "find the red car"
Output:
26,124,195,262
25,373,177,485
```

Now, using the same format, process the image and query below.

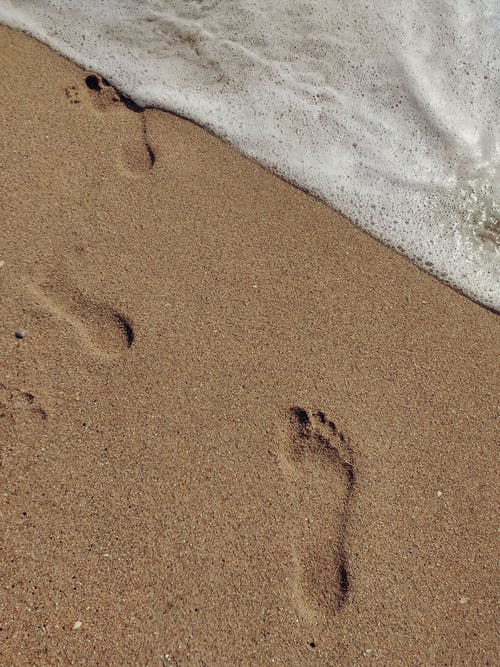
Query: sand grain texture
0,26,498,666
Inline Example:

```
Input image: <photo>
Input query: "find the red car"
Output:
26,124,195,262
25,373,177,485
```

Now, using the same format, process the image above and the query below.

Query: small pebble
73,620,82,630
15,329,27,340
459,596,469,604
437,490,442,497
0,260,5,268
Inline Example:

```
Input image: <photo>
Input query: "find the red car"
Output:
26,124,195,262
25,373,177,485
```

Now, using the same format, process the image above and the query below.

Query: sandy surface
0,25,498,666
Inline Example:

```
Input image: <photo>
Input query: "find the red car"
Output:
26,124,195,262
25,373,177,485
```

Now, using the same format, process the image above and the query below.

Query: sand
0,25,498,667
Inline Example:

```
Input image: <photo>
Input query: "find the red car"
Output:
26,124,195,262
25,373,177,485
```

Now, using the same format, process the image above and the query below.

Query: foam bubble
1,0,498,309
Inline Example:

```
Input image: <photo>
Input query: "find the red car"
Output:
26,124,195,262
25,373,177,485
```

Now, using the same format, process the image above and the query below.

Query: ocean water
1,0,498,310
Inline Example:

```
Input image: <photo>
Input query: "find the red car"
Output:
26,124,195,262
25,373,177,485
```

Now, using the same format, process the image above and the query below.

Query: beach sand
0,25,498,666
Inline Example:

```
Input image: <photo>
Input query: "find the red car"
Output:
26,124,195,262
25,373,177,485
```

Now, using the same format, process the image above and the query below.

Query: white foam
1,0,498,309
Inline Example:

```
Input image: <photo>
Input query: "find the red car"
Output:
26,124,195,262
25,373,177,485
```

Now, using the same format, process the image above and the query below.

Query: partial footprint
26,282,134,358
64,84,81,104
279,407,355,620
64,74,118,111
120,129,156,175
64,72,156,175
0,382,48,424
83,74,156,173
83,73,124,112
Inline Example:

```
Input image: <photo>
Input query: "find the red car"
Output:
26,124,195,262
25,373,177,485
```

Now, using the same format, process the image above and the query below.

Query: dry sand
0,25,498,666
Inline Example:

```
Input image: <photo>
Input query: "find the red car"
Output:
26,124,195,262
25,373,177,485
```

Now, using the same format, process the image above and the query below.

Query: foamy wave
1,0,498,308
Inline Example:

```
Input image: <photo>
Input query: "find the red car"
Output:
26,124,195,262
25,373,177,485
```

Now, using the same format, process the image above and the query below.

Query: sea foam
1,1,498,309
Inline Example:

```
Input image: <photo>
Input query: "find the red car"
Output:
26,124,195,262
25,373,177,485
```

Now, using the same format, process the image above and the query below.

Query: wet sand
0,25,498,666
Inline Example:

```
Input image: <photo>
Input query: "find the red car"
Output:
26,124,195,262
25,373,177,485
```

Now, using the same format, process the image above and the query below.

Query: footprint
279,407,355,620
65,72,156,174
0,382,48,424
26,281,134,358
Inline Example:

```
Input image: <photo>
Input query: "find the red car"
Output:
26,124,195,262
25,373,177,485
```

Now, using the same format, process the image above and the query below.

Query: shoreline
72,78,500,317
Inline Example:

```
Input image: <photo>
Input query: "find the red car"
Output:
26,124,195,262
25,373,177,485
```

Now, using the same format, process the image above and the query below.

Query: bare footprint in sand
26,281,134,358
279,407,355,620
65,72,156,175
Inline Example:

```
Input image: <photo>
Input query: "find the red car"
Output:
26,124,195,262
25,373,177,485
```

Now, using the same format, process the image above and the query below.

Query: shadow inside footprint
284,406,355,618
114,312,135,347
